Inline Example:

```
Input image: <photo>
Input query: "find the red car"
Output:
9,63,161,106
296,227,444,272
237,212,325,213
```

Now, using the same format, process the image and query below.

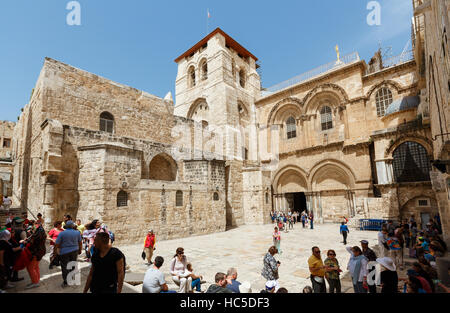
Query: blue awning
385,96,420,116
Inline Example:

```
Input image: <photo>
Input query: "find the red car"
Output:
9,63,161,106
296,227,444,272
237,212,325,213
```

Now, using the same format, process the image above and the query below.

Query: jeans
327,278,341,293
342,231,348,245
353,281,367,293
311,276,326,293
60,250,78,284
192,278,201,292
310,221,314,229
302,221,305,228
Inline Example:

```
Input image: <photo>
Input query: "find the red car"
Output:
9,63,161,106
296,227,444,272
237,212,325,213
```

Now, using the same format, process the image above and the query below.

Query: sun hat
376,257,396,271
265,280,277,290
239,281,252,293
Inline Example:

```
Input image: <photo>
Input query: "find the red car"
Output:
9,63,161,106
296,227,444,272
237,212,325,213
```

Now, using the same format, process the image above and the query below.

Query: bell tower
174,28,260,132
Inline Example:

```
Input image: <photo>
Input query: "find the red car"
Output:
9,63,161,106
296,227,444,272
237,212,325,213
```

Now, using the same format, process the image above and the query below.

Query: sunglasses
328,253,336,256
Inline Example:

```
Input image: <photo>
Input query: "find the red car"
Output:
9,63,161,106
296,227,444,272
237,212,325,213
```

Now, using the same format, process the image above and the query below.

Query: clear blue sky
0,0,413,122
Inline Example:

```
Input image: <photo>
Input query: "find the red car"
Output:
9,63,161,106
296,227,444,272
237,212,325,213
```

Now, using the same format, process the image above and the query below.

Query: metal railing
263,52,360,95
382,50,415,68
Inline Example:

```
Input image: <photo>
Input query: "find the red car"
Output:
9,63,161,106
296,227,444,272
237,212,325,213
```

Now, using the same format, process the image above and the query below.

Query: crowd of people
270,211,315,231
0,212,124,293
1,208,449,294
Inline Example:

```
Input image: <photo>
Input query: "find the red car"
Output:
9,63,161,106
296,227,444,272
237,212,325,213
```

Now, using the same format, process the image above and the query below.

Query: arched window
375,88,393,117
176,190,183,207
100,112,114,133
213,192,219,201
320,106,333,131
393,141,431,183
239,69,246,88
200,59,208,81
188,66,196,87
117,190,128,207
286,116,297,139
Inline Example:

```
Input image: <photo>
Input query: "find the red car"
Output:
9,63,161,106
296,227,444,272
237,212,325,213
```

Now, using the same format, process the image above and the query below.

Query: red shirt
48,228,63,245
144,234,155,248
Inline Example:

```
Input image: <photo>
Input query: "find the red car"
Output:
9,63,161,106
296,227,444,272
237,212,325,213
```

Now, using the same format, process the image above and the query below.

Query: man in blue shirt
55,220,82,288
226,268,242,293
340,222,350,245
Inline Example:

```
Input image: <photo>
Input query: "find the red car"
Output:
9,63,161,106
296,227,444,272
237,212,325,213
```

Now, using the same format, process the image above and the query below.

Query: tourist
308,246,326,293
276,287,288,293
301,212,307,228
170,247,192,293
283,215,288,233
2,196,12,212
324,249,341,293
83,232,125,293
270,211,275,224
361,240,377,293
387,231,403,270
410,222,418,257
36,213,44,226
340,222,349,245
22,225,47,289
226,267,241,293
0,229,21,292
185,263,204,293
85,219,101,259
260,280,276,293
143,229,156,265
206,272,232,293
387,220,395,234
261,246,280,291
55,220,82,288
76,219,85,234
346,246,368,293
142,256,176,293
302,286,313,293
378,226,389,258
9,217,26,282
411,262,435,292
61,214,72,228
394,225,405,270
309,211,314,229
272,226,282,255
403,275,427,293
47,221,64,269
376,257,398,293
288,215,293,230
401,269,432,293
22,213,29,227
417,237,430,253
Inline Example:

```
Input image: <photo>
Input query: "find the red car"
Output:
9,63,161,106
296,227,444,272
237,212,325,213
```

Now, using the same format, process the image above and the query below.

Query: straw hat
376,257,396,271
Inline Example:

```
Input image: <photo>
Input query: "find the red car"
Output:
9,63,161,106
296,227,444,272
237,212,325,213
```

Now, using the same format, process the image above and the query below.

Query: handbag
141,251,146,260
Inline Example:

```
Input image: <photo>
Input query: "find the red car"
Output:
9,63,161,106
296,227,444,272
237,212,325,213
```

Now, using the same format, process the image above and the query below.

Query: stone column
42,174,58,230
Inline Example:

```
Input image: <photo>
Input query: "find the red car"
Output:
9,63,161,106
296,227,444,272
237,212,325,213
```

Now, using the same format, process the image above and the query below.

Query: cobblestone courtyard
10,222,380,293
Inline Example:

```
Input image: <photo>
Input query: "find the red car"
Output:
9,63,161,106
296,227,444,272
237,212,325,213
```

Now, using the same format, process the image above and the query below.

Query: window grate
393,141,431,183
375,88,393,117
320,106,333,131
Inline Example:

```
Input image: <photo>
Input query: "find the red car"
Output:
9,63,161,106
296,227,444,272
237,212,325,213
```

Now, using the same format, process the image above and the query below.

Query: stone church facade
10,25,446,243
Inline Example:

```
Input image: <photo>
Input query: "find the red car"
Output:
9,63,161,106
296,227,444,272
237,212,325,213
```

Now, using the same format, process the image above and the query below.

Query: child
185,263,203,292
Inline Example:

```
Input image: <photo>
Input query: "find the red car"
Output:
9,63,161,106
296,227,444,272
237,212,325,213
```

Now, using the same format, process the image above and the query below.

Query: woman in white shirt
170,247,192,293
